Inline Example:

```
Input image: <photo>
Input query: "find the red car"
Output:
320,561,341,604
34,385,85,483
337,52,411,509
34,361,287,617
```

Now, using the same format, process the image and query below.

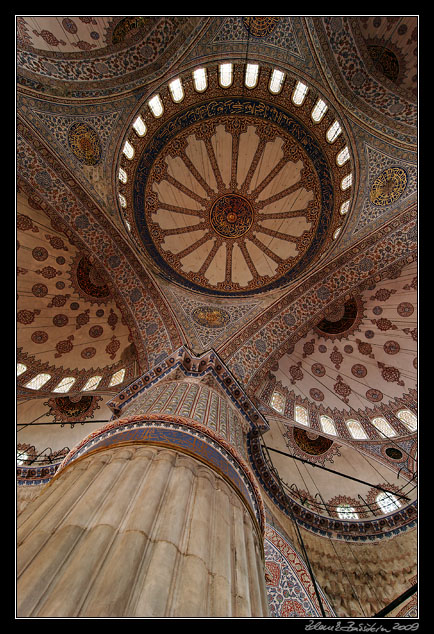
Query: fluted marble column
17,434,269,617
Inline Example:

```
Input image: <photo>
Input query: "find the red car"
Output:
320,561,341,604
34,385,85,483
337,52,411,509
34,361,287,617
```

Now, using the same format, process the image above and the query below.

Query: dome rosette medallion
118,65,354,297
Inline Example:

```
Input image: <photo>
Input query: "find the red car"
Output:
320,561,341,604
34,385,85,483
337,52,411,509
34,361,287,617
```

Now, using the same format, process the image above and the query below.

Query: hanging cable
17,419,112,432
256,427,327,617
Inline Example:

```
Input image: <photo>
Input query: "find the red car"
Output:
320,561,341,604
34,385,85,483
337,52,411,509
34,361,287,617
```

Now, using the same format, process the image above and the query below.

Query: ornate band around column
55,413,266,537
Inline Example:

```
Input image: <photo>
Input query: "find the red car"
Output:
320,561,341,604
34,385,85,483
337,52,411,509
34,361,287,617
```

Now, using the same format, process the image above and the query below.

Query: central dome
129,90,350,296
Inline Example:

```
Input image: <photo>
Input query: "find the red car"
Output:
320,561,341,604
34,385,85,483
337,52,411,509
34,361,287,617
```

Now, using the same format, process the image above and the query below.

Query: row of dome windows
270,391,417,436
17,363,125,392
336,491,402,519
118,63,353,221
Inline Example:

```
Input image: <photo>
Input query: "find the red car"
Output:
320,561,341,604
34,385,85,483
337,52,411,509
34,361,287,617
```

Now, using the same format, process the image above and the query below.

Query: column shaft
17,442,268,618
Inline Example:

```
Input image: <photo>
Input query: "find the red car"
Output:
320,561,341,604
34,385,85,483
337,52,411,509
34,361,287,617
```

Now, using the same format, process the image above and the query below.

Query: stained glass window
193,68,207,92
292,80,308,105
295,405,309,426
396,409,417,432
311,99,328,123
269,69,285,94
109,368,126,387
53,377,76,393
270,390,285,414
82,375,102,391
376,491,401,514
337,504,359,519
346,419,367,439
320,415,337,436
25,373,51,390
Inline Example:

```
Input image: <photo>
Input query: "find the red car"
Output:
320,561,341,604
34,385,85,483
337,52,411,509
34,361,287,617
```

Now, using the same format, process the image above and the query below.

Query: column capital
106,345,269,433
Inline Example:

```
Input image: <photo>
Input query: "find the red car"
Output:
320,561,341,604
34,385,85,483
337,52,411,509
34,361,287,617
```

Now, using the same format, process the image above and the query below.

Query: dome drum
117,62,355,296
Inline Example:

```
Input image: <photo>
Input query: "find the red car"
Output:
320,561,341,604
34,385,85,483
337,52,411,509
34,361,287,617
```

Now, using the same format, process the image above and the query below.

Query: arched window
270,390,285,414
82,375,102,392
341,173,353,191
148,94,164,118
17,363,27,376
346,419,368,439
295,405,309,426
326,120,342,143
340,200,350,215
219,63,233,88
132,115,147,137
269,69,285,94
109,368,126,387
311,98,328,123
25,373,51,390
122,140,134,160
337,504,359,520
17,450,29,466
245,63,259,89
320,415,337,436
292,80,308,105
193,67,207,92
376,491,401,514
53,377,76,393
169,78,184,103
118,167,127,184
336,146,350,166
371,416,396,438
396,409,417,432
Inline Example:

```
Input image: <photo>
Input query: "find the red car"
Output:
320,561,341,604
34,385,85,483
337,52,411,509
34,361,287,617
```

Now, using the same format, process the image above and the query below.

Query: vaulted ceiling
16,16,417,534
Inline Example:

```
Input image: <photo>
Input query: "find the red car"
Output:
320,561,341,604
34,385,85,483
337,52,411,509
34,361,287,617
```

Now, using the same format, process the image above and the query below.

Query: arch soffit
17,121,184,371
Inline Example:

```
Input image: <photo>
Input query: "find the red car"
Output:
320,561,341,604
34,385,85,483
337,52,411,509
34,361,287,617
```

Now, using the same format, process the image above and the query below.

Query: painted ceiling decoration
17,15,417,561
119,64,354,298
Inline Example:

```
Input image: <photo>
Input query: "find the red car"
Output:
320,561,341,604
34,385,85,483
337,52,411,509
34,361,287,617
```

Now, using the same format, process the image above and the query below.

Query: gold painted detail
369,167,408,207
242,17,279,37
210,194,254,238
192,306,231,328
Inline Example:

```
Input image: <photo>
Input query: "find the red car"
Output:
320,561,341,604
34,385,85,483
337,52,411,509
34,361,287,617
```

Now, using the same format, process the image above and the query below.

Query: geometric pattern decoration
132,96,348,297
265,524,335,617
355,144,417,234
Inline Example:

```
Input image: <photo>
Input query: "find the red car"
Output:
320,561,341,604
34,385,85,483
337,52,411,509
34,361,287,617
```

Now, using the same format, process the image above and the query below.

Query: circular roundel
210,194,254,238
385,446,403,461
68,122,102,166
132,98,340,297
369,167,407,207
192,306,230,328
